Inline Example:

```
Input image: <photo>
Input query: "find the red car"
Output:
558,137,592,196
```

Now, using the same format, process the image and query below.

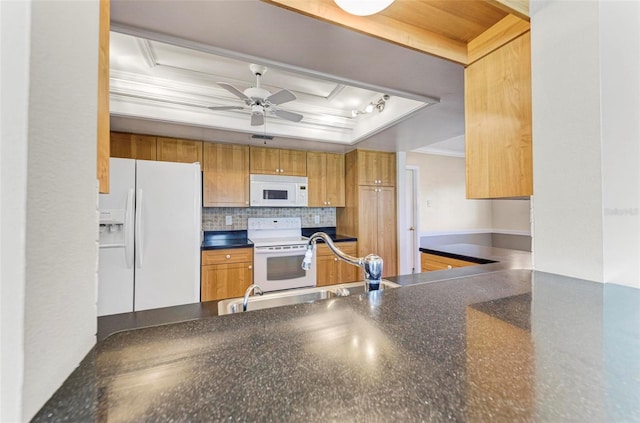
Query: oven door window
266,255,305,280
263,189,288,200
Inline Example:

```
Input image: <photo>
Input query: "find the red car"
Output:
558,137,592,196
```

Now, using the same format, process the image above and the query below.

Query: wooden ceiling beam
263,0,468,65
483,0,530,22
467,14,530,65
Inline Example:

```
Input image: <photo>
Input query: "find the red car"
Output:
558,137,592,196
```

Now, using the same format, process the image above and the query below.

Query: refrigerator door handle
135,188,144,268
124,188,135,268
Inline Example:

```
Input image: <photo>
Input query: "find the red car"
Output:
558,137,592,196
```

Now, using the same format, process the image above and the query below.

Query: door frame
396,151,421,275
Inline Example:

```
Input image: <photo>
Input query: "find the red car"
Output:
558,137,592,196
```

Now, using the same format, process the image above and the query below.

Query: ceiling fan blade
251,112,264,126
217,82,250,102
208,106,244,111
266,89,296,105
274,109,303,123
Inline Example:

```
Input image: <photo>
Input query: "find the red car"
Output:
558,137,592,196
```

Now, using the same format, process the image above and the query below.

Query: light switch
225,215,233,226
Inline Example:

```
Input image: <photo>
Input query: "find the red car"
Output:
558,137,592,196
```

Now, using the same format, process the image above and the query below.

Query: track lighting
351,95,389,118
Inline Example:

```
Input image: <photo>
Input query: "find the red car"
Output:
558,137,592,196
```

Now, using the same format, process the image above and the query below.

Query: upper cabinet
203,143,250,207
156,137,203,164
465,32,533,199
352,150,396,186
250,146,306,176
307,152,345,207
110,132,157,160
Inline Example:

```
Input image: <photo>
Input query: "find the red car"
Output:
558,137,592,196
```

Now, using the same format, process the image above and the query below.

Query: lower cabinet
201,248,253,301
316,242,360,287
421,252,477,272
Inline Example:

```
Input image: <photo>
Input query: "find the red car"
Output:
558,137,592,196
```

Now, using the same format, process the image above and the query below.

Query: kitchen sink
217,280,400,315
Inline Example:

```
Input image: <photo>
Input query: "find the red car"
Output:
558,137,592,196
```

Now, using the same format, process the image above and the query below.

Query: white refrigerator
98,158,201,316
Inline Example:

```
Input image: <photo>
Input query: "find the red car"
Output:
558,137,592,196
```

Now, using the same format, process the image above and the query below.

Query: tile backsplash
203,207,336,230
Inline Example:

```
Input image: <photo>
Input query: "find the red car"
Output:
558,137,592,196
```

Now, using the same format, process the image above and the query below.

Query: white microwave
249,174,308,207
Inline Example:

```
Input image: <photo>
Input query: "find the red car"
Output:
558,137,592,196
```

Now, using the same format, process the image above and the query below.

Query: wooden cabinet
420,252,477,272
157,137,203,164
97,0,110,193
316,242,359,286
355,150,396,186
357,186,397,277
201,248,253,301
337,149,397,277
307,152,345,207
250,146,306,176
465,32,532,199
110,132,157,160
203,143,249,207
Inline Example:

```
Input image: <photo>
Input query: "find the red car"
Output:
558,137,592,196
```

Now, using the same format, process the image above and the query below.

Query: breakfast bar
33,267,640,422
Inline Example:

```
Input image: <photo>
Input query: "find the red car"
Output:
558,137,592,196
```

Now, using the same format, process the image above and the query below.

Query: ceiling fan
209,64,303,126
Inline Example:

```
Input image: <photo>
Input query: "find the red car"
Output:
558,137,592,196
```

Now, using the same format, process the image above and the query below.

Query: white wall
0,1,100,420
406,152,493,233
406,152,531,236
492,200,531,234
0,1,30,421
531,0,640,288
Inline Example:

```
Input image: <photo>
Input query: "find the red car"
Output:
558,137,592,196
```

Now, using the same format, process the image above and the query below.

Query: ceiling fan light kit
208,64,303,126
334,0,395,16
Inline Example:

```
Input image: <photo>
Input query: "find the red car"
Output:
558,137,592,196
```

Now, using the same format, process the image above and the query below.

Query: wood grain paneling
201,262,253,302
201,248,253,266
110,132,157,160
203,143,249,207
157,137,203,164
465,32,532,198
421,252,478,272
249,146,280,175
467,14,530,64
96,0,110,193
307,151,345,207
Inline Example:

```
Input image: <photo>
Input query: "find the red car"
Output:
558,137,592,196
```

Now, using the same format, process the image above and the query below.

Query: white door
403,166,420,273
98,158,136,316
134,160,201,311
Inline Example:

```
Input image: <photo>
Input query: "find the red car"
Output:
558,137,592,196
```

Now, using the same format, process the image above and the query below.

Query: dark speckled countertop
35,269,640,422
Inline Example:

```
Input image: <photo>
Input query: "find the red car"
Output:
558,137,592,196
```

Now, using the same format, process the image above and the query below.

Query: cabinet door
335,242,359,283
325,153,345,206
279,149,307,176
357,150,396,186
157,137,203,164
250,146,280,175
201,262,253,302
377,186,397,277
203,143,249,207
306,152,326,207
357,186,380,258
110,132,157,160
316,255,339,287
465,32,532,198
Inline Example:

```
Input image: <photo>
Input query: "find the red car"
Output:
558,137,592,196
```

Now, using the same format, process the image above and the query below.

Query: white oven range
248,217,316,292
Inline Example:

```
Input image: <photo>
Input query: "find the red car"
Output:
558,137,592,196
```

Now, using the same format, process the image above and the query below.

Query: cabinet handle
275,168,279,173
327,201,331,205
248,265,252,269
226,254,231,259
334,258,338,261
447,265,452,269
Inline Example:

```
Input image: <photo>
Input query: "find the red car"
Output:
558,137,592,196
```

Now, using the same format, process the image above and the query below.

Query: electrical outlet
314,215,320,224
426,199,432,208
225,215,233,226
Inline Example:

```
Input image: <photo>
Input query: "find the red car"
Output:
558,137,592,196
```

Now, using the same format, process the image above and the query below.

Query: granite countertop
201,230,252,250
35,269,640,422
201,228,356,250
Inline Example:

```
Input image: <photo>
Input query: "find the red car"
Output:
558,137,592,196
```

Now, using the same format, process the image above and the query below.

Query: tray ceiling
110,31,435,145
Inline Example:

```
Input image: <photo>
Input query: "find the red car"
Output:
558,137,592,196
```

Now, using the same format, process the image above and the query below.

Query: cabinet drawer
316,242,357,258
421,252,477,271
202,248,253,265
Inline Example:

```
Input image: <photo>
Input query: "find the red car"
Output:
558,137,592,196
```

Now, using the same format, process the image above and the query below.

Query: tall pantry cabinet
337,150,397,277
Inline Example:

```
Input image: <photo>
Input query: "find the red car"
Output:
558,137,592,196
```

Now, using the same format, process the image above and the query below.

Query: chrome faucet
302,232,383,291
243,284,263,312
